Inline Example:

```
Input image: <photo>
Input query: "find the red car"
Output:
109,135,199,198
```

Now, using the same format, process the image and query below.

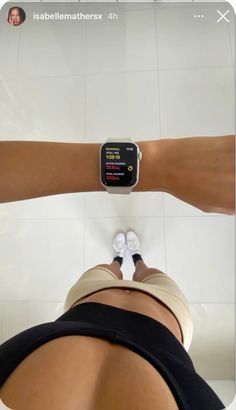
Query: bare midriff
1,288,181,410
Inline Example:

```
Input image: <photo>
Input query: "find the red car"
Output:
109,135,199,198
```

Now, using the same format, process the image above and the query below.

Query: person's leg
64,232,127,311
97,260,123,280
126,230,164,282
97,231,127,279
126,230,193,349
133,259,164,282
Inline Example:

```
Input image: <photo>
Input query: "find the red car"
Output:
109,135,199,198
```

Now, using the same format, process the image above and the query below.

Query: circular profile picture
8,6,26,26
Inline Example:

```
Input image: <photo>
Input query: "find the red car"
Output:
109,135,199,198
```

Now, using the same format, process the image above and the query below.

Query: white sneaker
126,230,142,256
113,232,127,258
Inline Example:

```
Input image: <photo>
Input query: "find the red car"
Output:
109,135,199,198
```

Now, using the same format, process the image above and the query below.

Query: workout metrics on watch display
100,143,138,187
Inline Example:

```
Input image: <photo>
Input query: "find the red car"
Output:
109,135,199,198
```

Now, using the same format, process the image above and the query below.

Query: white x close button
217,10,230,23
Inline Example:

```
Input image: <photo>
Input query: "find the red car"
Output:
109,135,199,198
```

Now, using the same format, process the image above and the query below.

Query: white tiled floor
18,3,87,78
0,79,17,140
163,193,217,216
84,192,163,218
83,216,167,276
156,4,233,69
189,303,235,379
0,23,19,80
125,8,157,71
0,194,85,220
164,216,235,302
125,71,161,139
0,218,85,302
85,71,160,141
2,301,64,343
207,380,235,408
0,1,235,406
85,73,127,141
15,76,86,141
159,67,235,138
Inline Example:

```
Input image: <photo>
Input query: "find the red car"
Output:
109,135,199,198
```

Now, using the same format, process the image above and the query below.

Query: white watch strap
106,186,132,194
106,137,134,143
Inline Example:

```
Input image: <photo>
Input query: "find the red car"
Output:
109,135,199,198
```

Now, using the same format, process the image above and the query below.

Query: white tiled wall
0,1,235,406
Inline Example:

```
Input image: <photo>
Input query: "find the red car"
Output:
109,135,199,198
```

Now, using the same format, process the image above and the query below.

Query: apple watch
100,138,142,194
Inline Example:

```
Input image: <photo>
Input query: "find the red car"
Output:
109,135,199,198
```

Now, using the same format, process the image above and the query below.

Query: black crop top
0,302,224,410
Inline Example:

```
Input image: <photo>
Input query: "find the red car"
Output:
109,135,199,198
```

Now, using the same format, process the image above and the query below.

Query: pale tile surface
163,193,222,217
164,216,235,303
125,9,157,71
190,304,235,379
18,3,86,78
43,0,78,2
228,7,235,63
156,4,232,69
85,73,127,141
0,8,20,79
0,79,17,140
84,217,166,278
81,0,116,2
125,71,161,140
15,77,85,141
207,380,235,408
85,3,126,74
0,219,85,302
2,301,64,343
86,71,160,141
0,194,85,220
159,67,234,138
119,0,154,10
85,192,163,218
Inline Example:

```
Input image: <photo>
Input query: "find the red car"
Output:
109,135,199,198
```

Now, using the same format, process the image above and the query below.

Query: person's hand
8,15,14,25
162,135,235,214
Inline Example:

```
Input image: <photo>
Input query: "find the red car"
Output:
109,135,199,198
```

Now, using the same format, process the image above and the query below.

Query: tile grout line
154,6,168,271
8,65,234,82
0,214,228,221
154,3,162,139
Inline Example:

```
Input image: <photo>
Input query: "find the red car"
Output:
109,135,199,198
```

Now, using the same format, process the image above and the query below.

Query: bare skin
0,261,181,410
0,135,234,214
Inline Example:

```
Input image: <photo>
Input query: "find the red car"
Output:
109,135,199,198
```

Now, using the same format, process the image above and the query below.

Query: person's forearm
0,137,234,215
0,140,165,203
0,141,102,202
158,135,235,214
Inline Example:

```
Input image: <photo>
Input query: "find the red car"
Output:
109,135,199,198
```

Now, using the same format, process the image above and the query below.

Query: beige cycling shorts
64,266,193,351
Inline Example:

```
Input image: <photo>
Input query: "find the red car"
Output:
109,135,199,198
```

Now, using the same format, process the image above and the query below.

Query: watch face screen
101,143,138,187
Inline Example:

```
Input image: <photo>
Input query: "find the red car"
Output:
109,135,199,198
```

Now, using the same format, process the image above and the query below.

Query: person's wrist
134,139,169,192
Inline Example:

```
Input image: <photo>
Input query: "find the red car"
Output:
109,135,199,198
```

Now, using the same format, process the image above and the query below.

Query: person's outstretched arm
0,136,234,214
152,135,235,215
